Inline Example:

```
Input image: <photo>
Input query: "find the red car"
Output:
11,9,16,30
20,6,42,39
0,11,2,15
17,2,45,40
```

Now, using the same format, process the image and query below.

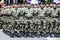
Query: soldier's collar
41,8,44,9
54,8,56,9
28,7,30,9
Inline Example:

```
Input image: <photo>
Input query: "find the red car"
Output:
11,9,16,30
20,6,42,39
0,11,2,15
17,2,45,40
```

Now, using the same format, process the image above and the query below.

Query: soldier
33,4,38,17
11,4,18,18
6,6,12,16
50,3,58,18
25,4,33,20
17,4,26,17
38,4,42,18
45,4,51,17
39,4,46,19
1,8,4,16
57,3,60,18
1,7,6,16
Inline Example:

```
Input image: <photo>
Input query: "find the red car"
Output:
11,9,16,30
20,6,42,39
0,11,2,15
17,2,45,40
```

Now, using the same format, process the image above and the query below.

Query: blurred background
0,0,59,5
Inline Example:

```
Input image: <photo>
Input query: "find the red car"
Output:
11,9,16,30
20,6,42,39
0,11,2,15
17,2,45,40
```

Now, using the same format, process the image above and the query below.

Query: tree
23,0,27,3
45,0,53,4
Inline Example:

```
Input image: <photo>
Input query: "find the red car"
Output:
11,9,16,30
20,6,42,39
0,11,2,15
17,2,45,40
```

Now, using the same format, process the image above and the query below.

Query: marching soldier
45,4,51,17
39,4,46,19
50,3,58,18
25,4,33,20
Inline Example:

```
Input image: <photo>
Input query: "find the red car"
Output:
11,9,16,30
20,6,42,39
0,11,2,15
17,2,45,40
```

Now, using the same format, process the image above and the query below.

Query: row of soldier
0,3,60,18
0,3,60,37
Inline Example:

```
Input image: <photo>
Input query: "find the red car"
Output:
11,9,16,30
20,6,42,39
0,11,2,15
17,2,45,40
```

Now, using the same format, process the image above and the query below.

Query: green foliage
23,0,27,3
45,0,53,4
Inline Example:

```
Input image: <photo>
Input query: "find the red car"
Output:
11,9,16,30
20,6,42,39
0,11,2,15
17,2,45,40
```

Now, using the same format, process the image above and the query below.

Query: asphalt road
0,29,48,40
0,29,58,40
